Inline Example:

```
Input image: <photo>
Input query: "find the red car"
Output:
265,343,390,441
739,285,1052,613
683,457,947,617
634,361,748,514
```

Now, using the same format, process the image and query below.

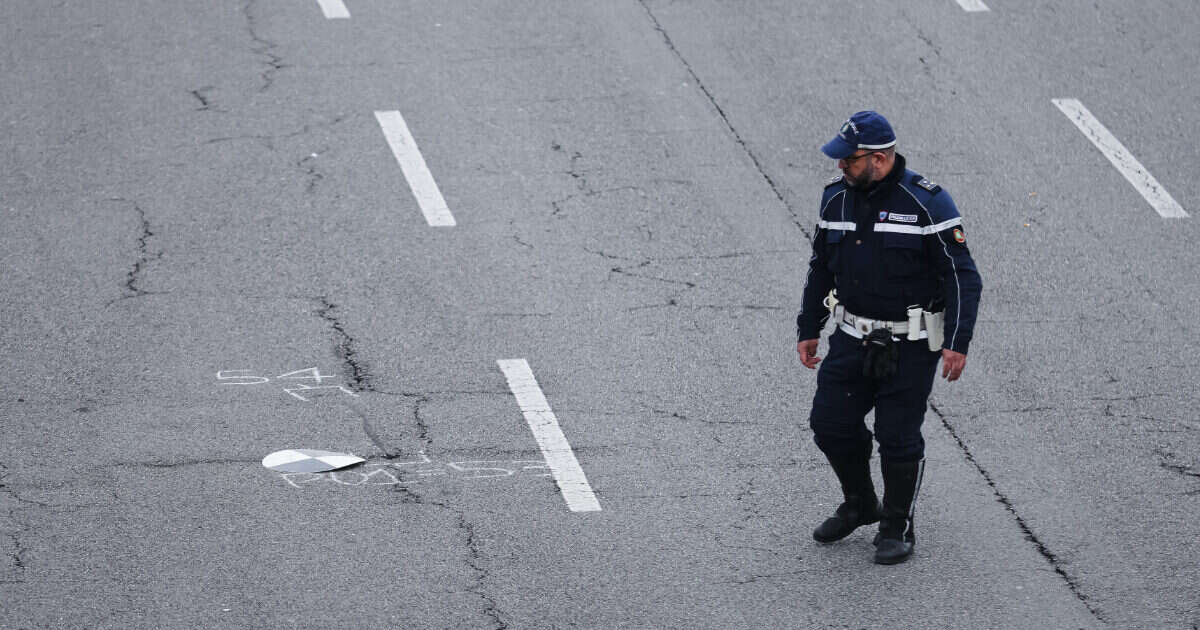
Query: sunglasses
841,151,880,163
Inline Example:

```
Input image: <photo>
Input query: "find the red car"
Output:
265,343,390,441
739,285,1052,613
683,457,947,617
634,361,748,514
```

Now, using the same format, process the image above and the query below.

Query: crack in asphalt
583,246,800,296
242,0,286,92
623,492,726,501
199,114,351,151
635,0,810,240
297,148,329,195
646,406,753,426
548,143,646,219
588,247,801,263
512,233,534,250
350,390,492,453
4,525,27,581
695,304,784,311
580,246,638,262
308,300,456,457
460,513,509,630
339,398,400,459
385,485,508,628
0,463,32,579
108,457,260,469
0,463,54,512
411,394,433,448
107,201,164,306
659,249,802,261
896,7,973,101
314,297,374,393
1130,272,1191,333
189,86,217,112
485,311,554,319
381,389,509,398
903,10,943,84
627,298,679,312
931,402,1106,623
581,247,699,289
1153,449,1200,483
8,533,25,571
609,260,697,288
124,204,159,296
628,301,784,313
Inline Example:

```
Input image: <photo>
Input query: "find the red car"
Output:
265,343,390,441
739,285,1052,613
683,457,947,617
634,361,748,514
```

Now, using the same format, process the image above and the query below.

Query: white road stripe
954,0,990,11
497,359,601,513
1052,98,1188,218
374,110,457,227
316,0,350,19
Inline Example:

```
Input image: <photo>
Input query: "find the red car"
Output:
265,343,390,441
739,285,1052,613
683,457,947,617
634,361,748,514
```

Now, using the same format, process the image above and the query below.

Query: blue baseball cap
821,111,897,159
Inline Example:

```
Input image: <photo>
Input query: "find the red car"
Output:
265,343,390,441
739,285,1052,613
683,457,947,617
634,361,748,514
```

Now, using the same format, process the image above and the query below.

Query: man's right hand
797,339,821,369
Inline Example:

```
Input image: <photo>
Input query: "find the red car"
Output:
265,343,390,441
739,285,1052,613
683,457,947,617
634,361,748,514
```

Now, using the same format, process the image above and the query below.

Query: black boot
873,458,925,565
813,449,882,543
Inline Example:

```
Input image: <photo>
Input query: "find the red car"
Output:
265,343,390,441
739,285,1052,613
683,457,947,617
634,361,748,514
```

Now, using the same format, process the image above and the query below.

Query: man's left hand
941,349,967,381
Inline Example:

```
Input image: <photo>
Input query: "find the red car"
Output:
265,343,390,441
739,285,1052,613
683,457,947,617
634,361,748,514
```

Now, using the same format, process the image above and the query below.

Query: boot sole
873,552,912,565
812,516,882,543
812,531,850,543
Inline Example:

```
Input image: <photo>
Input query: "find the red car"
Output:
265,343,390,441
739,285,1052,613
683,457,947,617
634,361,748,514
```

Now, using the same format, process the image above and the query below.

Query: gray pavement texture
2,0,1198,628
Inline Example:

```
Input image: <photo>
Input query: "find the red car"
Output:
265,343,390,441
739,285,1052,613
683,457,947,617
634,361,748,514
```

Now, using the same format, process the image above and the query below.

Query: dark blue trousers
809,328,941,462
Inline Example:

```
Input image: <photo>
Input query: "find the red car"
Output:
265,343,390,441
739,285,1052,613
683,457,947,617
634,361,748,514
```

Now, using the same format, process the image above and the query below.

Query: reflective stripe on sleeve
873,217,962,235
819,220,857,231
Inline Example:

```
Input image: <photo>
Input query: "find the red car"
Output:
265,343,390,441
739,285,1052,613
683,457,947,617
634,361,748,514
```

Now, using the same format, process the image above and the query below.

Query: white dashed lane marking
375,110,457,227
316,0,350,19
1052,98,1188,219
954,0,990,12
497,359,601,513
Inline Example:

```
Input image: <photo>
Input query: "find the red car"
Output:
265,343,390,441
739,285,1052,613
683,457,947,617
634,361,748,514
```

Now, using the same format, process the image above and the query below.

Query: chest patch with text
886,212,918,223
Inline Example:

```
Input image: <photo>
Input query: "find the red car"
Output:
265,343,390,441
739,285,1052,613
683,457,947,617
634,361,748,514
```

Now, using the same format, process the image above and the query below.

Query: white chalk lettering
217,366,357,401
217,370,269,385
276,457,554,489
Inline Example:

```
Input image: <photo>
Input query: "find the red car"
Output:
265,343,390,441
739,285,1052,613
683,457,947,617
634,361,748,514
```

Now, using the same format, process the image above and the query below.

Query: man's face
838,151,881,189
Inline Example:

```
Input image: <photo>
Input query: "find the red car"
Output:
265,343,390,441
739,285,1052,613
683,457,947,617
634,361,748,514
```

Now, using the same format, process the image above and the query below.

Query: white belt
835,307,928,340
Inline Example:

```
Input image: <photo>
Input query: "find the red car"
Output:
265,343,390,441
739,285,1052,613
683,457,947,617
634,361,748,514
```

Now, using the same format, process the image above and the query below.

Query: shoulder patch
825,174,844,188
912,175,941,193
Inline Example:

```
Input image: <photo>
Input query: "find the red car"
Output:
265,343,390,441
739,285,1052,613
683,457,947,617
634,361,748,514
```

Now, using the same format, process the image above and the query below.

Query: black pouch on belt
862,329,899,380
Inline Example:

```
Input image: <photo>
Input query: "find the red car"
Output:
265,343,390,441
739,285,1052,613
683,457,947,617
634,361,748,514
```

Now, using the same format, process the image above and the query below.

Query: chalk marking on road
279,459,553,488
497,359,601,512
374,110,457,226
316,0,350,19
954,0,990,11
216,367,357,401
1052,98,1188,218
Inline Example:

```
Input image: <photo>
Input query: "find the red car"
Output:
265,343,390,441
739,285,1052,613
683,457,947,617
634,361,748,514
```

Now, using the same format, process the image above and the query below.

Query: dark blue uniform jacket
797,154,982,354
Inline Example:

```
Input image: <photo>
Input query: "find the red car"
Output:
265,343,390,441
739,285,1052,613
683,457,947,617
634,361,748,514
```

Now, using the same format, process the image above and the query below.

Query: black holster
862,329,899,380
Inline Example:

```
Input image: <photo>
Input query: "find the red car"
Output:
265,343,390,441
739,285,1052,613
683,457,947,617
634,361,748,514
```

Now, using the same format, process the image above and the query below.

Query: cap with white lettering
821,111,897,160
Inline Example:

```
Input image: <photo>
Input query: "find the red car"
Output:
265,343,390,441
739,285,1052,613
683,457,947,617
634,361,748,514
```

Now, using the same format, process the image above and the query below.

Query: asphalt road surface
3,1,1199,628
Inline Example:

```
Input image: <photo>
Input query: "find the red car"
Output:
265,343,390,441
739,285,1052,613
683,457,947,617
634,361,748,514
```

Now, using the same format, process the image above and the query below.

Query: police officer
796,111,982,565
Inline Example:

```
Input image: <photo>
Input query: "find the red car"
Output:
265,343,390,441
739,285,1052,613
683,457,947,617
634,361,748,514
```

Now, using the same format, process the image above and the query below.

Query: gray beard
844,162,877,190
